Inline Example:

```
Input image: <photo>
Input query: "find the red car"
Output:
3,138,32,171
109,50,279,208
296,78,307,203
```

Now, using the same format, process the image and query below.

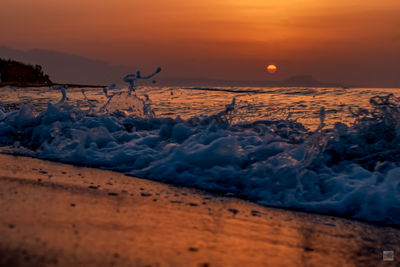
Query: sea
1,84,400,225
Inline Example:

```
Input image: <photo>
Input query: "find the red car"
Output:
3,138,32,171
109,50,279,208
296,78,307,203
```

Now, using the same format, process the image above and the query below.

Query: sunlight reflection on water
1,86,399,130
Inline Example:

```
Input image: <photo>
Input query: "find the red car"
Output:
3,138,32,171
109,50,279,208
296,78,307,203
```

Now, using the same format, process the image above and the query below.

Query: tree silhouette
0,58,52,84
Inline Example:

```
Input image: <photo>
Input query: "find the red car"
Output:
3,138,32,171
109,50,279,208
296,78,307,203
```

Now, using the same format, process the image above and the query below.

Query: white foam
0,89,399,225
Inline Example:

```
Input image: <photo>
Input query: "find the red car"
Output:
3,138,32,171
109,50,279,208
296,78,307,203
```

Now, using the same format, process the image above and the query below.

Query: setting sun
1,1,400,266
267,65,277,74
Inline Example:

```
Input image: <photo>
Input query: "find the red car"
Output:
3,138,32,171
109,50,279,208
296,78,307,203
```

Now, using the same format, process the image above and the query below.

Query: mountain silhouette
0,46,136,85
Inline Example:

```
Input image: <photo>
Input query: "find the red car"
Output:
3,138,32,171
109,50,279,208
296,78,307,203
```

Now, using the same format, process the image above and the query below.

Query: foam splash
0,86,399,225
123,67,162,93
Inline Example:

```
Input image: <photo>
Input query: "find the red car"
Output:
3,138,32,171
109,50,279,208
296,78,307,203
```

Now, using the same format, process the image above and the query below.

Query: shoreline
0,154,399,266
1,150,398,229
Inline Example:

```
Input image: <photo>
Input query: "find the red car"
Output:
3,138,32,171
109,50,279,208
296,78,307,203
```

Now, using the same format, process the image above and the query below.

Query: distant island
0,57,344,89
156,75,344,88
0,58,106,88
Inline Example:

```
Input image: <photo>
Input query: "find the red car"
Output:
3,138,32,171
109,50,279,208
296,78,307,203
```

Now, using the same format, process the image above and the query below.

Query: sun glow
267,65,277,74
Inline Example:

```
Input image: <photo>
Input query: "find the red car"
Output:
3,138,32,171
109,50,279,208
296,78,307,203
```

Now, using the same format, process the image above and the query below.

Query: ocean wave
0,88,399,225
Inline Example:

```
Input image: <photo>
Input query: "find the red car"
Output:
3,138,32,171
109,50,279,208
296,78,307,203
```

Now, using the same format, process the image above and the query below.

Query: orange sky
1,0,400,86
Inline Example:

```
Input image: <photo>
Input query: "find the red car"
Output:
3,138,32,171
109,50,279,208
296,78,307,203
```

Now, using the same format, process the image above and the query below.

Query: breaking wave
0,84,400,225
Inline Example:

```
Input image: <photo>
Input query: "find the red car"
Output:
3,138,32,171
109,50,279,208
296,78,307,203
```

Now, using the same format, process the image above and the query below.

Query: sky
1,0,400,86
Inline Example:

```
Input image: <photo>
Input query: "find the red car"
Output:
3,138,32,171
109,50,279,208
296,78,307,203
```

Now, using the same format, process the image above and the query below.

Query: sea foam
0,86,399,225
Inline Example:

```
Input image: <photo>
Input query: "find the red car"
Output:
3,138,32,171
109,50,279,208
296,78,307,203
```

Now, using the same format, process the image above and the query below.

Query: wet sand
0,154,399,266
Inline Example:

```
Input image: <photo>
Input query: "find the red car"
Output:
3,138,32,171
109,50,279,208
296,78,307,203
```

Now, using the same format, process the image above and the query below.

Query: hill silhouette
0,58,51,84
0,46,136,85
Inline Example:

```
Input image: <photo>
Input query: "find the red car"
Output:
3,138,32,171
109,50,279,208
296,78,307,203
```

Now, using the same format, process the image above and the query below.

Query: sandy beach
0,154,398,266
2,0,399,265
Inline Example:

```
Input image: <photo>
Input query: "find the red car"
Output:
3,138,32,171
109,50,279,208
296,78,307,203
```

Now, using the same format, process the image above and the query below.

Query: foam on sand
0,87,400,225
2,154,398,266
